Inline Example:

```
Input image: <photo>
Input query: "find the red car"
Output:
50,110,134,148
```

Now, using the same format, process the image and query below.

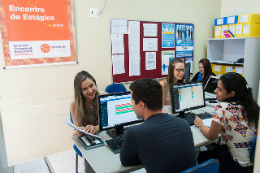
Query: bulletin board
110,19,194,83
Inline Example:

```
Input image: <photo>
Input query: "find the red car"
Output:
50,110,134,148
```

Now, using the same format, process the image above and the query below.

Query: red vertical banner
0,0,76,68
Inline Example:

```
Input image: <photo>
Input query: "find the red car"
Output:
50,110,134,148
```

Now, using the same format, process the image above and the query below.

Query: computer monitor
204,75,219,93
98,91,144,138
170,81,205,118
184,63,190,82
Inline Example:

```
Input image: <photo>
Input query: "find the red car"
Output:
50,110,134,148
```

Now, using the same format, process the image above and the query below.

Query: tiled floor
47,149,85,173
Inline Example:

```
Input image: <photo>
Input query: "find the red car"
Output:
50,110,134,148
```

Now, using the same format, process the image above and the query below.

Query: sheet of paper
228,16,235,24
202,118,214,128
215,27,221,36
111,34,124,54
239,15,249,23
14,158,49,173
214,65,221,72
111,19,128,34
128,21,140,63
161,51,174,75
143,38,158,51
145,52,156,70
112,55,125,75
61,117,101,139
129,57,140,76
236,67,243,74
217,18,223,25
236,24,242,35
226,67,233,73
222,26,228,36
229,26,235,35
143,23,157,37
243,25,250,34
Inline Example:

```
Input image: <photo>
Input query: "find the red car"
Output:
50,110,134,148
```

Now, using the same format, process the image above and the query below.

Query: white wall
221,0,260,17
0,0,221,164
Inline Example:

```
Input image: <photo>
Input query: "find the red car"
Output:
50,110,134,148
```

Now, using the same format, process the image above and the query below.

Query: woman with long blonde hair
70,71,99,135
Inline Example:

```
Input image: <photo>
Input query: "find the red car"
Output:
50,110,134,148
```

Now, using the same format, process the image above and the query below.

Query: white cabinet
207,37,260,100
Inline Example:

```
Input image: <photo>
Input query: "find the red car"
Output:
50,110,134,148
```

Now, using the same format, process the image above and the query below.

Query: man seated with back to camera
120,78,196,173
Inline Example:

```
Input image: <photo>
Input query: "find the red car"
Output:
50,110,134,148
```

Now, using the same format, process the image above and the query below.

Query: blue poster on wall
176,24,194,58
162,23,175,48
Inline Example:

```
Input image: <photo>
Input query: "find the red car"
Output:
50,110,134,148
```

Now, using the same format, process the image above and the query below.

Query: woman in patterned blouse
194,72,259,173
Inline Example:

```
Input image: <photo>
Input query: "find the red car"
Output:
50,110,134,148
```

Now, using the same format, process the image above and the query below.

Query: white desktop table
72,106,217,173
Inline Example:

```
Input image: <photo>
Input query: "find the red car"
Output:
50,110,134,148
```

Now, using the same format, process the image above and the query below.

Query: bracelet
199,124,206,131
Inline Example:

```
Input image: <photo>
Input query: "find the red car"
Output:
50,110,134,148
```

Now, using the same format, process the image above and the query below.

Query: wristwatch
199,124,206,130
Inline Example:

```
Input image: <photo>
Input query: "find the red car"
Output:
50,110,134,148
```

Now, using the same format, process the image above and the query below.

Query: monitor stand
106,126,124,138
178,111,196,119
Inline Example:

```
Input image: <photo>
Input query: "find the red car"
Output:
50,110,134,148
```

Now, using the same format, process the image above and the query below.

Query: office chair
181,159,219,173
250,136,257,163
105,83,127,93
70,111,82,173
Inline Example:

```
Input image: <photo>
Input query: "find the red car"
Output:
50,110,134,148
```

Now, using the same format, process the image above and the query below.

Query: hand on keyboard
194,115,203,128
183,112,213,126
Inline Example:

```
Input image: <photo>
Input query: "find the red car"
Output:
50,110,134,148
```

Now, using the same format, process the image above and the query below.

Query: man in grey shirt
120,78,196,173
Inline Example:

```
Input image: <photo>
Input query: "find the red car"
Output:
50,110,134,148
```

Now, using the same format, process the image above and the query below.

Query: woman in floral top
194,72,259,173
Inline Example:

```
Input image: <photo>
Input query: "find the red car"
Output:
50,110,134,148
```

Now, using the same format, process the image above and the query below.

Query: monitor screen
171,81,205,114
98,91,143,135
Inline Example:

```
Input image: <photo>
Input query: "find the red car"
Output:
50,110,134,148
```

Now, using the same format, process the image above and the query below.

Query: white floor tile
69,149,85,171
47,150,72,163
68,149,76,159
51,157,83,173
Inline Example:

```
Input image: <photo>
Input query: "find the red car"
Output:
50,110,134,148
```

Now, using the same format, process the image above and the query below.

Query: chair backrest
70,110,74,124
181,159,219,173
105,83,127,93
250,136,257,163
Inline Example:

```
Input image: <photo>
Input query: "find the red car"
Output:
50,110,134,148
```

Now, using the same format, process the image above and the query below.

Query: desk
72,107,216,173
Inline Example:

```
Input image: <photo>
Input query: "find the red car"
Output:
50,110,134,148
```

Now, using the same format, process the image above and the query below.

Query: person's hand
194,116,203,127
77,127,86,136
85,125,98,134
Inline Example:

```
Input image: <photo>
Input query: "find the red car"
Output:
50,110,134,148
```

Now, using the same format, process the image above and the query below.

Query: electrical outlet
90,8,95,18
90,8,99,18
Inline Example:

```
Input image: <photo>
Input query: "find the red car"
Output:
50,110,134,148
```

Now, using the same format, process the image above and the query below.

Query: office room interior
1,0,260,172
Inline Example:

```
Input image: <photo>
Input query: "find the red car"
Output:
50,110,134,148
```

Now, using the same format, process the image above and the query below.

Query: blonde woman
70,71,99,135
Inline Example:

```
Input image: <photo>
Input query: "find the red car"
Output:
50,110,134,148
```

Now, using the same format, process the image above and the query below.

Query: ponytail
240,88,259,128
220,73,260,128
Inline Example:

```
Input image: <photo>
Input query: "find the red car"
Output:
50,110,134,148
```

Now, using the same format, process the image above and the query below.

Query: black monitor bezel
170,80,205,114
98,91,144,132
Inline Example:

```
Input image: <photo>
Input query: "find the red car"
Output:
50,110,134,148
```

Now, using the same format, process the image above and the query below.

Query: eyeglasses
175,68,185,73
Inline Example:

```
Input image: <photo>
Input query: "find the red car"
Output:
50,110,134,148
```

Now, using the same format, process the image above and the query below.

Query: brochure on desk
77,136,105,150
61,117,101,139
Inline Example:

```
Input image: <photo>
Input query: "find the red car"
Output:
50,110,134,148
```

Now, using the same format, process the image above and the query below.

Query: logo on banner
41,44,51,53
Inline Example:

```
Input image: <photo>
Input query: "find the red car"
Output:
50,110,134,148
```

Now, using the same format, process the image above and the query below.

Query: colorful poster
0,0,76,68
161,51,175,75
176,24,193,58
162,23,175,48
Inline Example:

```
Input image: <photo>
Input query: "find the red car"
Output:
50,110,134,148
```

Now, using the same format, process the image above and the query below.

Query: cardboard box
214,17,227,26
235,23,243,37
238,14,260,23
227,15,238,24
214,26,222,38
228,24,236,36
221,25,229,38
242,22,260,37
211,64,223,77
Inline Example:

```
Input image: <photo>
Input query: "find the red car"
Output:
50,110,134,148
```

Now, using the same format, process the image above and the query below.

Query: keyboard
183,112,213,126
106,135,124,154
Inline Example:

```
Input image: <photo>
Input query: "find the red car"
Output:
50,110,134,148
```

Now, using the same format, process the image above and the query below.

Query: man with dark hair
120,78,196,173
